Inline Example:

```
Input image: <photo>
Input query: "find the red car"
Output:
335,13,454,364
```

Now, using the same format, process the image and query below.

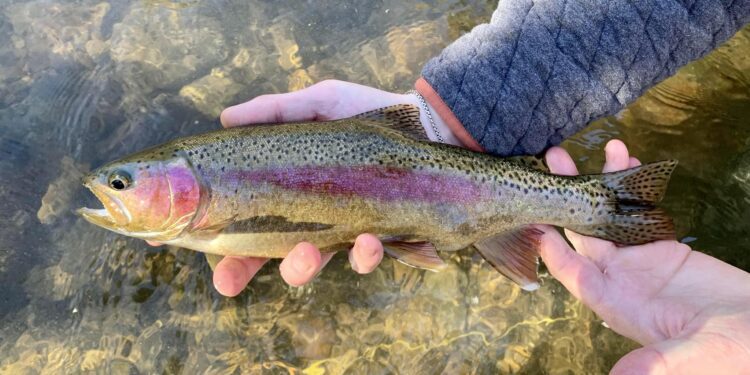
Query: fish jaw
76,204,167,239
77,206,117,228
78,177,131,230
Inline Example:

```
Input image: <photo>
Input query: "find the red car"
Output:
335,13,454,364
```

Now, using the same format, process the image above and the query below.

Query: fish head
78,152,202,241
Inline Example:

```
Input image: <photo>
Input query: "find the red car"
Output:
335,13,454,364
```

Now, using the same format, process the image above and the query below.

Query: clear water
0,1,748,373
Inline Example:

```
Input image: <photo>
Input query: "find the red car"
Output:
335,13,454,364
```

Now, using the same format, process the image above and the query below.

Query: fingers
146,241,161,246
537,226,605,306
602,139,631,173
545,139,635,176
213,256,269,297
563,229,616,270
212,235,380,296
564,144,642,266
212,244,334,296
612,334,747,374
552,140,639,269
545,146,579,176
220,80,417,129
220,83,335,127
348,233,384,274
279,242,330,286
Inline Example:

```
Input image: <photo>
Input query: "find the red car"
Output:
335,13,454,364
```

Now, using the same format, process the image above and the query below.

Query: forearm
419,0,750,155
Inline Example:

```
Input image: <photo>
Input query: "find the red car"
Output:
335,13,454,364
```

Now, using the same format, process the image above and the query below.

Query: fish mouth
77,179,131,229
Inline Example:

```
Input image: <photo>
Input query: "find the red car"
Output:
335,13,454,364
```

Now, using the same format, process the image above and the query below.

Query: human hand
202,80,462,296
539,140,750,374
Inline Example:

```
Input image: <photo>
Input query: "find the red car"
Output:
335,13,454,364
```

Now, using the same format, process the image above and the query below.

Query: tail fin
569,160,678,245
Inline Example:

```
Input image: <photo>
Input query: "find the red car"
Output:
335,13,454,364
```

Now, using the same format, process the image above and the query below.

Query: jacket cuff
414,77,485,153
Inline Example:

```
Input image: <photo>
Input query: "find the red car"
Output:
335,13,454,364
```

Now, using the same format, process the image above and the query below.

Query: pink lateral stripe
222,166,486,203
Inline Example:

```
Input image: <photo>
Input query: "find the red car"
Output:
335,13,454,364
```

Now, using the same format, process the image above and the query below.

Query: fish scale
79,104,677,290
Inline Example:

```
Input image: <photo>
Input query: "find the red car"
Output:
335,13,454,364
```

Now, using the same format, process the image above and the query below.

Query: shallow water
0,1,748,373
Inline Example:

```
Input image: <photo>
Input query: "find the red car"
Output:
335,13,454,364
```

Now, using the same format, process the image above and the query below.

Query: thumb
538,226,606,307
611,347,668,375
220,81,340,127
611,336,744,375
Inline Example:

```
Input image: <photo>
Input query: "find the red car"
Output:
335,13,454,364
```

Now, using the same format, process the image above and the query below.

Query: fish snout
82,173,98,188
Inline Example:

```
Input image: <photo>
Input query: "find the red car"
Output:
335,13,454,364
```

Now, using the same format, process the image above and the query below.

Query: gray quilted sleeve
422,0,750,155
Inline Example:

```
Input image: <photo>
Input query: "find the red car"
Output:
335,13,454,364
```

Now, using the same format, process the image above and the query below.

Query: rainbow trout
79,105,677,290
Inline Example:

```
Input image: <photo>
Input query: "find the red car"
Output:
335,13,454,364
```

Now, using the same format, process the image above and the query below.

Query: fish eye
108,170,132,191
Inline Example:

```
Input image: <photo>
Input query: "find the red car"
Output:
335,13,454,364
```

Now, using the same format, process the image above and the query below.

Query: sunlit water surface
1,1,749,373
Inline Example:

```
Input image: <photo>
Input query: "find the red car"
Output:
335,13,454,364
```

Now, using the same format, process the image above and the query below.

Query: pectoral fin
383,241,447,271
474,226,544,291
205,253,224,271
189,216,237,241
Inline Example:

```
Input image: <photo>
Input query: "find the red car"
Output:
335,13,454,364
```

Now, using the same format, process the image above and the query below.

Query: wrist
402,93,463,147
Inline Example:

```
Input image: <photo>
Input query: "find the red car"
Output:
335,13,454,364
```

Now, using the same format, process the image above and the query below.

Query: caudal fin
569,160,678,245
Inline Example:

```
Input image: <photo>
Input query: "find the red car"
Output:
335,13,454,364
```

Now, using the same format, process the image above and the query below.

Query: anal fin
473,226,544,291
383,241,447,271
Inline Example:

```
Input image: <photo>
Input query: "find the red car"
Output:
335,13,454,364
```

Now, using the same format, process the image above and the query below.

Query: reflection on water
0,0,748,373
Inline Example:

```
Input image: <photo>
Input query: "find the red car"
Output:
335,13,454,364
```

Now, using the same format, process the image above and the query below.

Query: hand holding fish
539,140,750,374
113,79,673,300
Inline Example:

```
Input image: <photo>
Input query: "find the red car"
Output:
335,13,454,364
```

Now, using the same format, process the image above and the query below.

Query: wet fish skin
79,105,676,289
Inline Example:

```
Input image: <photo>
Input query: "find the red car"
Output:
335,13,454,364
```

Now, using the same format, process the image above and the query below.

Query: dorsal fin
353,104,429,141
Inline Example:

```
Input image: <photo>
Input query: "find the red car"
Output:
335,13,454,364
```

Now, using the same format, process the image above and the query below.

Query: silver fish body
80,105,677,289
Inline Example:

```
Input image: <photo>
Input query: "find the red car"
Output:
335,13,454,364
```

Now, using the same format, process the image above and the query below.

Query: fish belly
167,229,357,258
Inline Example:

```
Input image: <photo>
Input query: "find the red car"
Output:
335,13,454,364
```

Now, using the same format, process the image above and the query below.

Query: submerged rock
307,20,450,90
5,1,111,70
110,3,228,93
37,157,88,225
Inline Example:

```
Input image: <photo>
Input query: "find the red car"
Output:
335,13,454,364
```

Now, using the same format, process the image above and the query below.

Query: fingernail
292,257,313,274
604,143,615,158
227,259,245,285
349,251,360,272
